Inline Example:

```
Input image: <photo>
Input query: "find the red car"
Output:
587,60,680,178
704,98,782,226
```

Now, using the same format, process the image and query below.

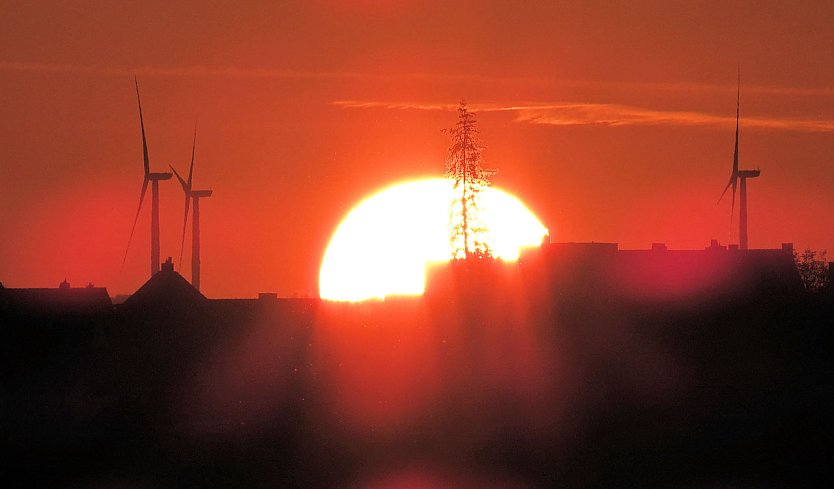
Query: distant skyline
2,1,834,298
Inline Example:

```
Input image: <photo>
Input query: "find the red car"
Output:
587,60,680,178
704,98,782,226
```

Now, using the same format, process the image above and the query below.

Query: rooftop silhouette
1,242,831,488
121,256,206,308
1,279,111,316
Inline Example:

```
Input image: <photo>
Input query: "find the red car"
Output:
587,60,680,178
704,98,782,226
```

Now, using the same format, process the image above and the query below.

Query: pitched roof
122,267,206,309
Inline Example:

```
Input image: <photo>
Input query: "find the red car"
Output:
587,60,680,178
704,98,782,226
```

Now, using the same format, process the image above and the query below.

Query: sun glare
319,178,548,301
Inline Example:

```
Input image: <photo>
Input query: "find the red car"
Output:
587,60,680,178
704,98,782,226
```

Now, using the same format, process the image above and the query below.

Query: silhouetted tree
444,100,496,259
794,248,829,292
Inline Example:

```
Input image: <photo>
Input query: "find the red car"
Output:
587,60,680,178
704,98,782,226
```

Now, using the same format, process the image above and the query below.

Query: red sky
2,1,834,298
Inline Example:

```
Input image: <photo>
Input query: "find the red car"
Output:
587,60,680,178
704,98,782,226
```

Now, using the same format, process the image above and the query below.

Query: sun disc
319,178,548,301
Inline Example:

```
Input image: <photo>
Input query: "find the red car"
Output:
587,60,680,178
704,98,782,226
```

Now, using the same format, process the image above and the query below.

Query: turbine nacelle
147,172,173,181
170,166,211,197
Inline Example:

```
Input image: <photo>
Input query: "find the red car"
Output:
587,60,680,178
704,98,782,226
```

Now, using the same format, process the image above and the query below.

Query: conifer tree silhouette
444,100,496,259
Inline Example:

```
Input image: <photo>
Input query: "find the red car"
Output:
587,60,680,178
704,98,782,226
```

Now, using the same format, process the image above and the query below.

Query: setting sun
319,178,548,301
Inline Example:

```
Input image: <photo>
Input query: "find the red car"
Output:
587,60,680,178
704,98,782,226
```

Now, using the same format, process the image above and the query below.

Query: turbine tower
718,71,760,250
171,126,213,291
123,77,173,277
737,168,760,250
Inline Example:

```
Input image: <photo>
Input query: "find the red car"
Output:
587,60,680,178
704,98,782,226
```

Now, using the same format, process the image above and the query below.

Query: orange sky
2,1,834,298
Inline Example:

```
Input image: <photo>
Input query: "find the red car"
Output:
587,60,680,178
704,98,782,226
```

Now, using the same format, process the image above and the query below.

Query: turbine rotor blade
733,70,740,182
188,122,196,187
177,122,198,267
179,194,190,267
731,68,740,234
721,67,741,241
135,76,150,176
170,165,189,192
122,177,150,270
731,184,736,219
718,175,735,204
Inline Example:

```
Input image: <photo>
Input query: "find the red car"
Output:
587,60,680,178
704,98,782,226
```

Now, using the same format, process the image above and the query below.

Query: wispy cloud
514,103,834,132
3,61,834,98
0,61,373,80
5,60,833,132
333,100,834,133
554,80,834,98
331,100,460,111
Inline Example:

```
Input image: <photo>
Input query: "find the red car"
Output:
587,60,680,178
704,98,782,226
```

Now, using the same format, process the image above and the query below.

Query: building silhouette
1,243,831,489
1,279,112,316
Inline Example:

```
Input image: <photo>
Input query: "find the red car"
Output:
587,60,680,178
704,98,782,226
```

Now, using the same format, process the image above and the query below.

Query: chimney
781,242,794,254
651,242,667,252
59,279,71,289
161,257,174,272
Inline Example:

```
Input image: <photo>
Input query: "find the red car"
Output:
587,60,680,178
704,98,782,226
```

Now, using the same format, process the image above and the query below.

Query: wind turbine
718,70,760,250
123,77,173,277
171,126,213,292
